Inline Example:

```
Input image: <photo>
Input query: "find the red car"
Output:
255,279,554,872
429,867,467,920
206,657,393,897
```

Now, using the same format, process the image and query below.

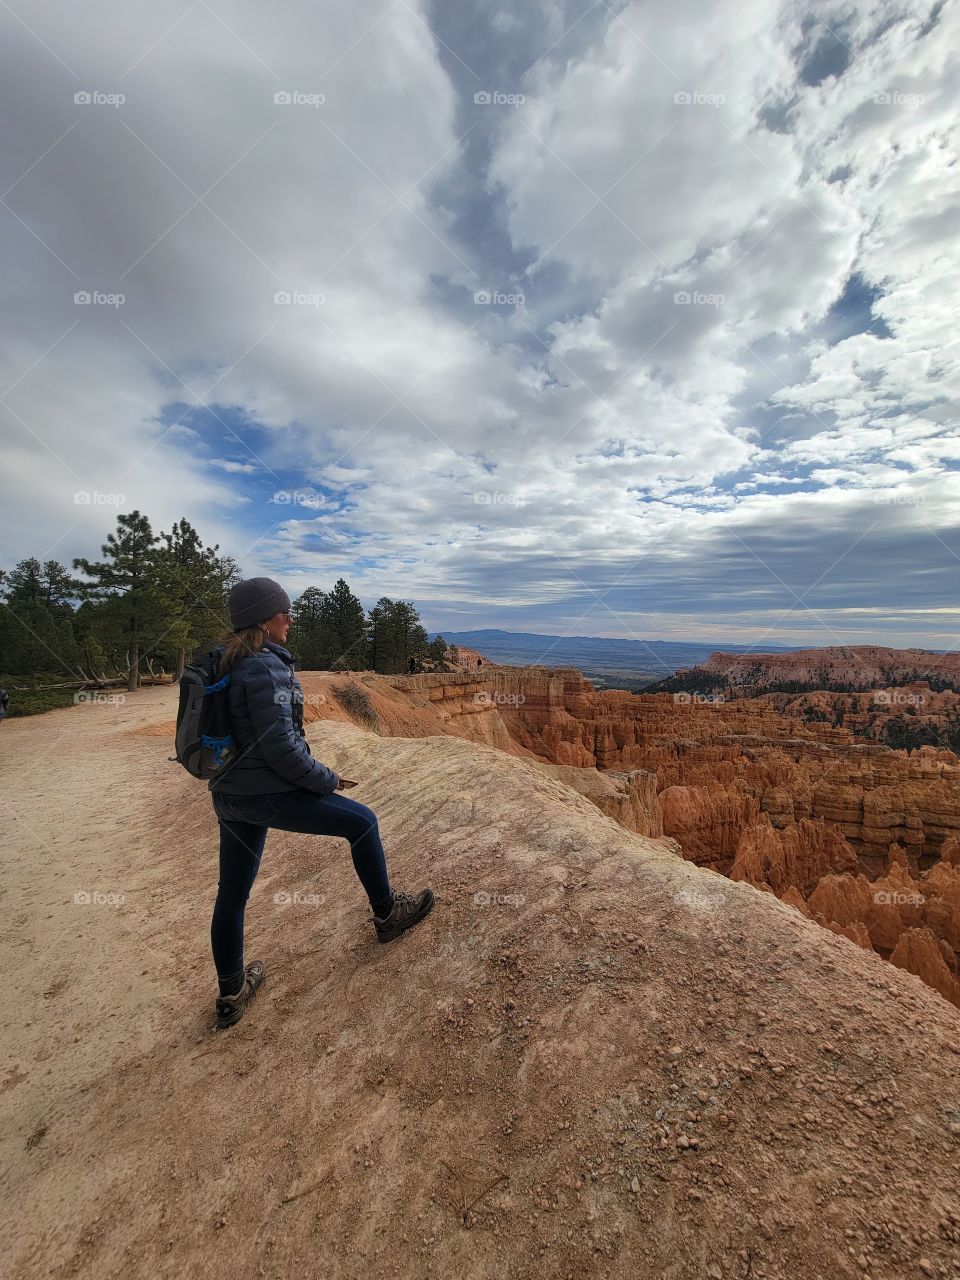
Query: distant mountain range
430,628,796,690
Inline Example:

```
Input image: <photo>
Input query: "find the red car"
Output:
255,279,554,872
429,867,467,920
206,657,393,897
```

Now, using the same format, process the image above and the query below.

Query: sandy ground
2,686,960,1279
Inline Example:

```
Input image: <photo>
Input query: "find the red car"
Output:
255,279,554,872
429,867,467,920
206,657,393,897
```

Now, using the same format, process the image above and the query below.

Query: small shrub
1,685,78,717
332,682,379,730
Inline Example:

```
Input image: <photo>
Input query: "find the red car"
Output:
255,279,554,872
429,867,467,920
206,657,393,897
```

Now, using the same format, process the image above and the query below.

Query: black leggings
210,789,392,989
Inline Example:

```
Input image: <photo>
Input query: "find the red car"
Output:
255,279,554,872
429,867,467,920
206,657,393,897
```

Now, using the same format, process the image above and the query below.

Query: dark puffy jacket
208,640,339,796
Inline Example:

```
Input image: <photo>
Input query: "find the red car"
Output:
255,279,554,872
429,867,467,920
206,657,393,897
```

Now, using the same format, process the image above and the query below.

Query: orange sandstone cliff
298,664,960,1009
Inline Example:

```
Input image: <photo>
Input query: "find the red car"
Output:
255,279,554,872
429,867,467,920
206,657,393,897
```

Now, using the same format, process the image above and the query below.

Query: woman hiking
209,576,434,1029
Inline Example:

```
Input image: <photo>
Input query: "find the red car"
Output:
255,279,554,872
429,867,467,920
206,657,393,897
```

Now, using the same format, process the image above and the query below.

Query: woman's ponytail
216,624,266,672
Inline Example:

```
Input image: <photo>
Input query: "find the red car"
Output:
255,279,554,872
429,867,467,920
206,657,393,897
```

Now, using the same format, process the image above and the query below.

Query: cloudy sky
1,0,958,648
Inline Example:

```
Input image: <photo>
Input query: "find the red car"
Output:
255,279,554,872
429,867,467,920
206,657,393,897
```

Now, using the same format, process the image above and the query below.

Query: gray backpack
174,650,237,779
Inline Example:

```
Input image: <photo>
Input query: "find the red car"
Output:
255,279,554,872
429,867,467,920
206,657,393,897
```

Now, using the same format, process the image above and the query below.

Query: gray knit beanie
228,577,291,630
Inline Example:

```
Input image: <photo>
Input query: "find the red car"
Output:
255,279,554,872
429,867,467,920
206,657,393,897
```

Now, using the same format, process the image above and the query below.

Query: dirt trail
2,687,959,1279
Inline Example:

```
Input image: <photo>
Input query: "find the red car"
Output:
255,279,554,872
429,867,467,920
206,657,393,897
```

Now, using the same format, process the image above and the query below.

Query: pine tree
427,635,448,668
322,578,367,669
365,597,430,674
0,596,81,679
4,558,44,603
73,511,166,692
40,560,83,614
1,558,83,678
289,586,329,668
155,518,241,678
288,579,367,670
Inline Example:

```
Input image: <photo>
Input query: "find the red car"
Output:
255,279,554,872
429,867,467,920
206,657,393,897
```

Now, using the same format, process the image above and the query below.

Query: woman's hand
336,777,359,790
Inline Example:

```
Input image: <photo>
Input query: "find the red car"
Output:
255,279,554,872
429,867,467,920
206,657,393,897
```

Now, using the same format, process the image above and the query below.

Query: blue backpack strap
201,733,234,768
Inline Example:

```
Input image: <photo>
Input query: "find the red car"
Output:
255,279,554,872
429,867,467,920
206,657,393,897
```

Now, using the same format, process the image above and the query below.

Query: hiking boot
215,959,266,1029
373,888,435,943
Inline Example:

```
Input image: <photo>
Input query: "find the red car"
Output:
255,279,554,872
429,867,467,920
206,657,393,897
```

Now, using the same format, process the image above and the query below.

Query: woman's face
261,610,292,644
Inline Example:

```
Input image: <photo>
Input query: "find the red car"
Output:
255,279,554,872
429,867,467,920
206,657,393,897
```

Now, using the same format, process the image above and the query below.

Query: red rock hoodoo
298,659,960,1009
